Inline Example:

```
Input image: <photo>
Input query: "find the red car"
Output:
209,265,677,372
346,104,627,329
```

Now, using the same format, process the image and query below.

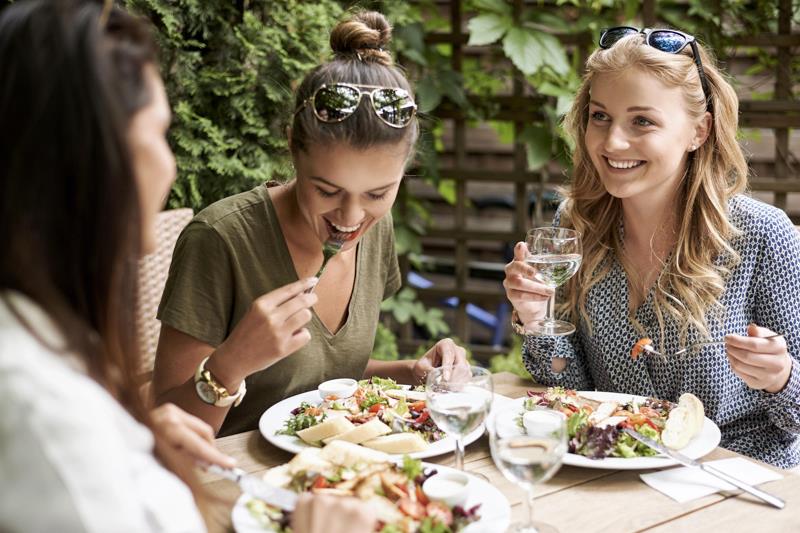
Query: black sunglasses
293,83,417,129
599,27,713,113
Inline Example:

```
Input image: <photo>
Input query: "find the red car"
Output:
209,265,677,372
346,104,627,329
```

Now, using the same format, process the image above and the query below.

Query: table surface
200,372,799,532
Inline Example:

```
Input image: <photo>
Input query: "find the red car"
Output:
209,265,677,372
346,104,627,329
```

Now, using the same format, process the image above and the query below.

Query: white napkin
639,457,783,503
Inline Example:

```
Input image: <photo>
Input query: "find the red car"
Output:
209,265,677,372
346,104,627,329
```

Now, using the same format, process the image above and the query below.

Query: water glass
426,365,493,470
524,227,582,336
490,407,567,533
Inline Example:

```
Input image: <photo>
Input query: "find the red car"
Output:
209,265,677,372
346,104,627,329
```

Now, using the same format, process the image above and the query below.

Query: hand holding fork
633,324,792,394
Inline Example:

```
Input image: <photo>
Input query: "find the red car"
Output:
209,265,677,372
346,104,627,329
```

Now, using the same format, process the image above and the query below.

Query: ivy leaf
471,0,512,16
521,125,552,170
502,27,543,75
416,76,442,113
437,179,457,204
467,14,512,46
536,32,570,76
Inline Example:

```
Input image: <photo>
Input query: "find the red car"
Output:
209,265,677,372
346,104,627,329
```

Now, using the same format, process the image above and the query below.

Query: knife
204,464,298,511
622,428,785,510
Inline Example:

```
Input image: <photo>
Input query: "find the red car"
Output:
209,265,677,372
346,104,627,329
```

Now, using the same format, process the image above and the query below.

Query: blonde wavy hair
560,32,748,345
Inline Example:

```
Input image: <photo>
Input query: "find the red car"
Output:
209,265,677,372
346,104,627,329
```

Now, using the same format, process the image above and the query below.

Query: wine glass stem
454,436,465,470
525,485,536,528
545,289,555,324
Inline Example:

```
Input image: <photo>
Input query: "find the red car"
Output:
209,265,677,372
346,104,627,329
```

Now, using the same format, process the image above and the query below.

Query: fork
304,238,344,294
642,333,783,360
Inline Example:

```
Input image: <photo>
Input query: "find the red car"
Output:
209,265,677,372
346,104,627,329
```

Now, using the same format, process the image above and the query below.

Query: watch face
195,381,217,404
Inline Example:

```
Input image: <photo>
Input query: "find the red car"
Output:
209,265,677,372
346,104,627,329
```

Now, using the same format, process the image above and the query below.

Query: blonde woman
503,27,800,468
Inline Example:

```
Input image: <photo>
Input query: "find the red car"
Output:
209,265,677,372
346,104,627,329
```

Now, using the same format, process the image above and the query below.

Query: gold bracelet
510,309,527,335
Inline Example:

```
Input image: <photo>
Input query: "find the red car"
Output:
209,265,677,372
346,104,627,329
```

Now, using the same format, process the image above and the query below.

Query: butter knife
622,428,785,509
205,464,298,511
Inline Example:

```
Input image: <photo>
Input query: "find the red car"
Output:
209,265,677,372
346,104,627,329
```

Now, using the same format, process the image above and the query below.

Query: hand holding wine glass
524,227,582,336
425,365,493,471
490,407,567,533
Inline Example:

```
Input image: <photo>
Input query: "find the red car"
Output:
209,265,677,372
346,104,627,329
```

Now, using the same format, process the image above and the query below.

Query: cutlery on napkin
624,428,784,508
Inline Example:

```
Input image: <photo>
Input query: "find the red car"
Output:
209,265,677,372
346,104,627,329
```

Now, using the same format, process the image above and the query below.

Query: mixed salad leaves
522,387,678,459
246,444,481,533
277,377,445,452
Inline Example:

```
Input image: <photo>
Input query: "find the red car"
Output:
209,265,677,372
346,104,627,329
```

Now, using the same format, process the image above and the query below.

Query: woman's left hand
411,338,470,384
725,323,794,393
150,403,236,468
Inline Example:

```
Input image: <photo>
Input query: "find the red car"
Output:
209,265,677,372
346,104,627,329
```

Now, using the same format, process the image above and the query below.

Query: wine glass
524,227,582,336
490,407,567,533
425,365,493,471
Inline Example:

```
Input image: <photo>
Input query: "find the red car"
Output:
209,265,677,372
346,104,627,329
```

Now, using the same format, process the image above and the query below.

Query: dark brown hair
290,10,419,156
0,0,207,518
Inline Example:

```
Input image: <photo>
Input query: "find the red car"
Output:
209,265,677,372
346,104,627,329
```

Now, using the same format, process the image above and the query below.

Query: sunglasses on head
293,83,418,129
599,27,713,113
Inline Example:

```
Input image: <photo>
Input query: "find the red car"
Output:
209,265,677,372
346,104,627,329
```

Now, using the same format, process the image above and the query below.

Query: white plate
232,462,511,533
259,390,486,460
493,391,721,470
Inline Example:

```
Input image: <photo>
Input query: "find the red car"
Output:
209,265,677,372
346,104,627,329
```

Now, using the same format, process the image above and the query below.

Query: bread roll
678,392,705,436
662,406,693,449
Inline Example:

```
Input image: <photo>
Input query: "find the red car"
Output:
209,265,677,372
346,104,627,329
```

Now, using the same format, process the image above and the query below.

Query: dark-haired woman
0,1,375,531
153,11,469,436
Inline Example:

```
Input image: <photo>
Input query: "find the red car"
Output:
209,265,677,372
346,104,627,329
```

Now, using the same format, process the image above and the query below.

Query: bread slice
384,388,427,402
662,406,693,449
287,448,334,475
296,416,355,444
320,440,391,467
678,392,705,436
322,418,392,445
361,432,428,453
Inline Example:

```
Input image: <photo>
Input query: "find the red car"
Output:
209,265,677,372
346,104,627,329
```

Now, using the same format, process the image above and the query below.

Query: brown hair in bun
330,11,393,66
290,10,418,157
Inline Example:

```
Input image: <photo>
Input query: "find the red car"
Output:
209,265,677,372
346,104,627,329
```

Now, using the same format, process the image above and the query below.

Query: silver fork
304,238,344,294
642,333,783,360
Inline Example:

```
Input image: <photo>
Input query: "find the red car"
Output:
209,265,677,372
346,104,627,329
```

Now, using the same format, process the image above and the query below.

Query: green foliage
371,322,400,361
381,288,450,339
123,0,344,212
489,334,531,379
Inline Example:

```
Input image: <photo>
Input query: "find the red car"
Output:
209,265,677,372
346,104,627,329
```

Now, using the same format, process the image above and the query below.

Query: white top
0,292,206,532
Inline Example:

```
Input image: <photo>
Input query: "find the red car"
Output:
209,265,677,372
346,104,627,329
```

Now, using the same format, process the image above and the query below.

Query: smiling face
584,67,705,202
292,142,406,251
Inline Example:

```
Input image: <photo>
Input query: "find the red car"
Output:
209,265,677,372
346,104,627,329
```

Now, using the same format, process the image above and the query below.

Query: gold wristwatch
510,309,527,335
194,356,247,407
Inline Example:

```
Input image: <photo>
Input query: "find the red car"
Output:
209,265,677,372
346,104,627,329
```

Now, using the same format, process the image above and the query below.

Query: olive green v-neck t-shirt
157,184,401,436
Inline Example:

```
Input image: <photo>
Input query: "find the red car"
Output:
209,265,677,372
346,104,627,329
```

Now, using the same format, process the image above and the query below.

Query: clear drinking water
427,388,491,437
526,253,582,288
493,436,566,486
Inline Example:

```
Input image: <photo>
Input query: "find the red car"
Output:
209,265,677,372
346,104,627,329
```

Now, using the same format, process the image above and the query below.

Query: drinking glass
425,365,493,471
490,407,567,533
524,227,582,336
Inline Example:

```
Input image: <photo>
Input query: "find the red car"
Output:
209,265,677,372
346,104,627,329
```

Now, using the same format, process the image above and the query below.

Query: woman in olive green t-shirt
151,11,469,436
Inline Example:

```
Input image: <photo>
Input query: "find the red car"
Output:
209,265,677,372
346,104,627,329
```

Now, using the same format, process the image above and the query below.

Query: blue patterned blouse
522,195,800,468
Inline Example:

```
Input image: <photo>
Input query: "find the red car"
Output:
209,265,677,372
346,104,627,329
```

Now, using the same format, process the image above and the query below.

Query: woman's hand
725,323,794,393
210,277,319,386
412,338,469,384
150,403,236,468
503,242,554,326
290,494,376,533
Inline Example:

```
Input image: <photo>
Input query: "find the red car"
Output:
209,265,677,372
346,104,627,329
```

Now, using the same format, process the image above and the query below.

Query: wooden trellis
397,0,799,361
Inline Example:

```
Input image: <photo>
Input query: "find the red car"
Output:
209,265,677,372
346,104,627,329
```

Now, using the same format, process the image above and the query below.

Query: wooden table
202,372,799,532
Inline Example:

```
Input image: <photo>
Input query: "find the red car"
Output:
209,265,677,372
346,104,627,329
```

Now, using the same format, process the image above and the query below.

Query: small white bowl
318,378,358,400
422,471,470,507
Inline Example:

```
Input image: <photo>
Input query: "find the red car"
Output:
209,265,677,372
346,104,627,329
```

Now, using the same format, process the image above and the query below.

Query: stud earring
690,144,697,152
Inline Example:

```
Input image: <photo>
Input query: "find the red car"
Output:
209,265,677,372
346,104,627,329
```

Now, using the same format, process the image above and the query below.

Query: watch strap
194,356,247,407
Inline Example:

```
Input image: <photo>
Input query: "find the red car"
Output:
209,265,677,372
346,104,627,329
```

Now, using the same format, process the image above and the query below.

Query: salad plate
231,450,510,533
497,390,721,470
259,380,486,460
